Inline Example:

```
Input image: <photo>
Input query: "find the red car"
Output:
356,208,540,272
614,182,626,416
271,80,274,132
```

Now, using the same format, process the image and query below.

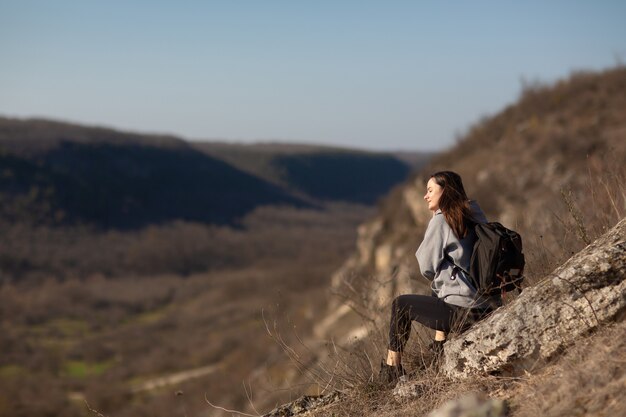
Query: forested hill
0,117,423,229
194,141,430,204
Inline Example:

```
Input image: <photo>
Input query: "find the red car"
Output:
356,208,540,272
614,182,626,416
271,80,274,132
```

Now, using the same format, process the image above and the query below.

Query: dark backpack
466,222,525,296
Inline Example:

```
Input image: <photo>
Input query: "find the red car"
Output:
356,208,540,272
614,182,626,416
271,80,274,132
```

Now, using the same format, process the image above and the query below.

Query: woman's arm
415,213,449,280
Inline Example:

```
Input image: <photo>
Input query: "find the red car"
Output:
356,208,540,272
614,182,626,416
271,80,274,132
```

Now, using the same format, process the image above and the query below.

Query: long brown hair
430,171,475,238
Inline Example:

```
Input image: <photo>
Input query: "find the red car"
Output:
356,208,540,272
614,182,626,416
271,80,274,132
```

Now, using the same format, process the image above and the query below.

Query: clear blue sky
1,1,625,151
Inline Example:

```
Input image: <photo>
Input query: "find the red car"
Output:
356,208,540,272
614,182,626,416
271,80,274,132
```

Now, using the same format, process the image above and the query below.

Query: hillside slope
318,67,626,346
263,217,625,416
257,66,626,417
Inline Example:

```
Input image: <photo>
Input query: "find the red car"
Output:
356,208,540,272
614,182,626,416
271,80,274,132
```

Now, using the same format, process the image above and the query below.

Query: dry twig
204,393,259,417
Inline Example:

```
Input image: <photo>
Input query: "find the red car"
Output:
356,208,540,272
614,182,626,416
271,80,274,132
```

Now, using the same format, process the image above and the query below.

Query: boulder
441,217,626,378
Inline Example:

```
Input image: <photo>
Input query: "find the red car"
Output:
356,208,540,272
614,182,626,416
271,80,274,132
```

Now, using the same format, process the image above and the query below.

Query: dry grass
297,319,625,417
297,67,626,416
295,203,625,416
0,203,375,417
522,157,626,288
509,320,626,417
298,112,626,417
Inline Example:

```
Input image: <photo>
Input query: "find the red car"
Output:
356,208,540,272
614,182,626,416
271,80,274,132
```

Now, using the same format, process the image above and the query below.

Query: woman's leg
386,294,456,365
432,290,447,342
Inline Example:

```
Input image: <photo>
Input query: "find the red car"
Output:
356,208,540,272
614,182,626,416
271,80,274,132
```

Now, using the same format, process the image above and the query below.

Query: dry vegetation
0,114,423,417
1,67,624,417
268,67,626,416
0,203,376,417
263,164,625,417
296,319,626,417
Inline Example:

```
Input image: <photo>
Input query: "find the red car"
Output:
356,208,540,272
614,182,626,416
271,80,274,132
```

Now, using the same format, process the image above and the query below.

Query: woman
379,171,499,383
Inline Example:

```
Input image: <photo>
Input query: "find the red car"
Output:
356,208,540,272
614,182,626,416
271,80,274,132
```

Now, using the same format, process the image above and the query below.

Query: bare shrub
522,154,625,287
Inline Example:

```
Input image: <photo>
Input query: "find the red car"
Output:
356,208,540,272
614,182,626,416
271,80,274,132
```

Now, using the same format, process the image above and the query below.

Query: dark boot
377,360,405,385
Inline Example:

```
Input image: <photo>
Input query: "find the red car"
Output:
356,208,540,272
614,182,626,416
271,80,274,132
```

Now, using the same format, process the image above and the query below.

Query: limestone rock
375,244,393,272
427,393,507,417
356,219,384,267
392,375,426,399
441,217,626,378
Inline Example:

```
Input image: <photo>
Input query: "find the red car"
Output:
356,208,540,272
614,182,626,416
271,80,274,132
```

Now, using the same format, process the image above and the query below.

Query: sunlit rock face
441,217,626,378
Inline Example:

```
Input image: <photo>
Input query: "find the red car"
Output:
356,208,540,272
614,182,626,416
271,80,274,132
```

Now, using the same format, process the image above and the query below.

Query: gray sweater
415,201,494,309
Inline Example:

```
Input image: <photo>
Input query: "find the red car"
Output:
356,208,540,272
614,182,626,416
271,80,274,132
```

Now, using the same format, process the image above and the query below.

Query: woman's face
424,177,443,212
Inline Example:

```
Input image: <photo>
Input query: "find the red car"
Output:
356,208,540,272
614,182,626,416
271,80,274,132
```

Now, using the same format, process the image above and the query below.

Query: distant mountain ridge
0,117,427,229
194,142,431,203
0,138,304,229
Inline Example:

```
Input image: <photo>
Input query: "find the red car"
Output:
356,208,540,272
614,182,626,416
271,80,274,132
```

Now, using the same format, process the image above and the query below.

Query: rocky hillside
258,66,626,417
317,67,626,344
265,216,626,416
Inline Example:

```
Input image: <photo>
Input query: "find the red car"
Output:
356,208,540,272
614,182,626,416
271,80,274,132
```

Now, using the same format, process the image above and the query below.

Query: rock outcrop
318,68,626,346
276,217,625,417
441,217,626,378
295,68,626,417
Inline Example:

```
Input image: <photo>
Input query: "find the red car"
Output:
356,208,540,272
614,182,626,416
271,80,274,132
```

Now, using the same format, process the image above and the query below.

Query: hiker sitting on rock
379,171,500,384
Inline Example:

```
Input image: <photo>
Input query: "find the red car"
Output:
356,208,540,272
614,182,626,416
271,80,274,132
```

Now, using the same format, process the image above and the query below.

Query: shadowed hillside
194,141,430,202
0,118,424,229
272,153,410,204
0,140,306,229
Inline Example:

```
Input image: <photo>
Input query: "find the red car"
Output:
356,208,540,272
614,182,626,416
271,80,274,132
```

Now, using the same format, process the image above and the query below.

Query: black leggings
388,294,490,352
